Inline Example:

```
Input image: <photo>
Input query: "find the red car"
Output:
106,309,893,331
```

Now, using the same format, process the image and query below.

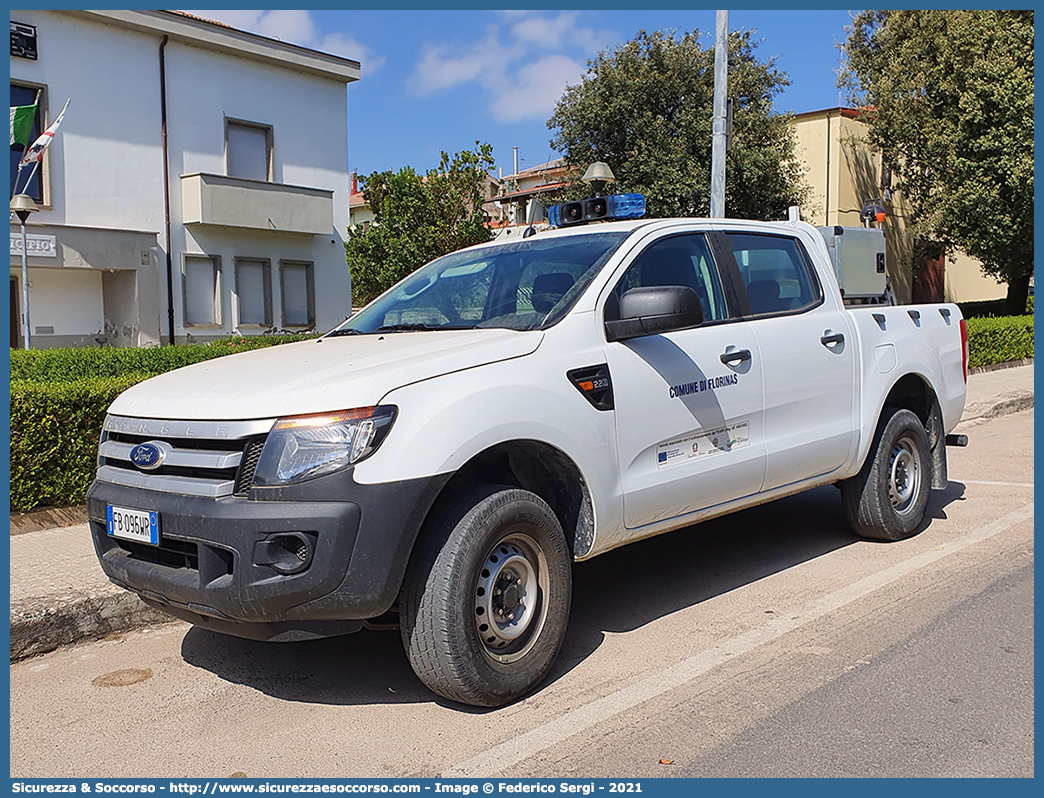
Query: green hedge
966,314,1034,368
7,320,1034,513
10,335,314,512
959,296,1033,319
10,334,314,383
11,375,149,512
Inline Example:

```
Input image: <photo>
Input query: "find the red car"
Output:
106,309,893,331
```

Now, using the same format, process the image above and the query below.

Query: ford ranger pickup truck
88,199,969,707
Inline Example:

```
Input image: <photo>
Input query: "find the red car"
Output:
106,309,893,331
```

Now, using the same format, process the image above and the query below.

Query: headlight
252,406,396,486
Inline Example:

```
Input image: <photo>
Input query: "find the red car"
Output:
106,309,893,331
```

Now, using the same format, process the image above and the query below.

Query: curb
969,357,1034,375
11,590,175,662
11,505,89,536
955,391,1034,430
8,369,1034,662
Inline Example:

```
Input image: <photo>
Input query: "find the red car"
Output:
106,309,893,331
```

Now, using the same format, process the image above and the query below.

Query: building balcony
181,172,334,236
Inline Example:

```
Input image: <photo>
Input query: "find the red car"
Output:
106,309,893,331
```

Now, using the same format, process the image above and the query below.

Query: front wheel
400,486,572,707
841,408,931,541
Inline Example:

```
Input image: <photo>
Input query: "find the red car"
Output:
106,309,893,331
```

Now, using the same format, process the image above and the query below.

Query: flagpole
20,162,40,196
12,164,25,199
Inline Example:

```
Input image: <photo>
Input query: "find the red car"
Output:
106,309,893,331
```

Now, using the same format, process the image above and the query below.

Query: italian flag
10,101,36,147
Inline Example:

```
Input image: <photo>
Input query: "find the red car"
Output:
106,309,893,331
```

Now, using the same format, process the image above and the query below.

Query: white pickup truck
88,201,970,707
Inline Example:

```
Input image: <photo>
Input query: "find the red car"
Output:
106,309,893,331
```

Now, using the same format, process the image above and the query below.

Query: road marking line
960,479,1035,488
442,502,1034,778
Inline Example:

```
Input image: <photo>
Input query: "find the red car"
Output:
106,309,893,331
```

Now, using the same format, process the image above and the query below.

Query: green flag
10,102,36,147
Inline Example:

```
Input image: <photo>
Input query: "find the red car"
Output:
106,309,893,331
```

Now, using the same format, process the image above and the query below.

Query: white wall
349,204,375,229
166,41,352,335
26,267,104,336
10,11,165,231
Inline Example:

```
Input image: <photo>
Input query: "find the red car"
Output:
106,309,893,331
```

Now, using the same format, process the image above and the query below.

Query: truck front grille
114,536,199,570
97,415,275,498
233,440,266,497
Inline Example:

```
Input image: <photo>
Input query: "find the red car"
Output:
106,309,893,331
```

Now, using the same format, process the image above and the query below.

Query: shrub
9,336,316,512
10,334,314,383
959,296,1033,319
10,375,149,512
966,314,1034,368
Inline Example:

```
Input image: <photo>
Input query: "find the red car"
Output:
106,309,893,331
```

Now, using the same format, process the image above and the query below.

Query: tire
400,485,572,707
841,407,931,541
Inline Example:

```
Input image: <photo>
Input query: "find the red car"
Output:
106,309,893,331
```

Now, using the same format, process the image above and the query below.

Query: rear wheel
400,485,572,707
841,408,931,541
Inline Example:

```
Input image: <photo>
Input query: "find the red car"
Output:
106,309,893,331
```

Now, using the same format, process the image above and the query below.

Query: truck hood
108,329,543,421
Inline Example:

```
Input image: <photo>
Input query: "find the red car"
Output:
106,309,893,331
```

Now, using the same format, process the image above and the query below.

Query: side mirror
605,285,704,342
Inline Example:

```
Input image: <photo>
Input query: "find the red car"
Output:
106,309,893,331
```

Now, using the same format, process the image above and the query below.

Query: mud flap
927,400,948,489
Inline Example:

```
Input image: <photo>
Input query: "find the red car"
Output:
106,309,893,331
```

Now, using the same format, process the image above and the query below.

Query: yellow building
791,108,1006,304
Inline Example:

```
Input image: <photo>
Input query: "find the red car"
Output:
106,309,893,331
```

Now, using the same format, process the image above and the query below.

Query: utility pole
710,9,728,218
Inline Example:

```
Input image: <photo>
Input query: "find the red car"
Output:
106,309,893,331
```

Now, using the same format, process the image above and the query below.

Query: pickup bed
88,213,969,707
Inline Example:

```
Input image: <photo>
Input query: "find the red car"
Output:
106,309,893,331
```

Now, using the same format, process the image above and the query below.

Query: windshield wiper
327,323,478,337
375,323,481,332
375,323,438,332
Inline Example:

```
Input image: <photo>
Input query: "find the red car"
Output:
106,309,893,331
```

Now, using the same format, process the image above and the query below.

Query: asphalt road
10,410,1033,779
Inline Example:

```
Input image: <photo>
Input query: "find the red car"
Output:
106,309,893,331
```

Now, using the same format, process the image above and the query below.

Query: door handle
820,332,845,347
720,349,751,366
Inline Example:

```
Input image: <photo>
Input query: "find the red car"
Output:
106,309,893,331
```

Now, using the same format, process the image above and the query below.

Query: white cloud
320,34,386,72
410,44,492,95
510,12,615,55
252,9,316,44
490,55,585,122
510,12,578,49
407,12,614,124
571,24,617,56
408,30,521,95
182,10,384,72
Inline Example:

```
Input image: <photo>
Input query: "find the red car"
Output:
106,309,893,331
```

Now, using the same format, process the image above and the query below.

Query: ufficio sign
10,233,57,258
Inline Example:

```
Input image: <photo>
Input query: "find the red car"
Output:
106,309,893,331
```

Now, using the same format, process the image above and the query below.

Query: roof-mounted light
548,193,646,228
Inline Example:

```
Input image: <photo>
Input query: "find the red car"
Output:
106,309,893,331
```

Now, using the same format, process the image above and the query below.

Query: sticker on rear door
656,421,750,469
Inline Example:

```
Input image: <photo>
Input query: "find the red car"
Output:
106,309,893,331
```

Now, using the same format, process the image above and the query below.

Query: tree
843,10,1034,314
547,29,807,221
346,143,495,304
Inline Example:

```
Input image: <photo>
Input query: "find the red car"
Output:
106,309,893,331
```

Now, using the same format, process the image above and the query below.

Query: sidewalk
9,526,172,660
957,359,1035,428
9,363,1033,662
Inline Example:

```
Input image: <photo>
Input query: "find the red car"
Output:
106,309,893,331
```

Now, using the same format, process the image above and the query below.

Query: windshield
332,232,630,335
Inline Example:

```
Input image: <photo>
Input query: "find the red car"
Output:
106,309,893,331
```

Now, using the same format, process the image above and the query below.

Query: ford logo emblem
129,441,168,471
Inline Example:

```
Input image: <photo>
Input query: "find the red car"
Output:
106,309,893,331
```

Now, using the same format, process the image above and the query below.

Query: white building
9,10,360,348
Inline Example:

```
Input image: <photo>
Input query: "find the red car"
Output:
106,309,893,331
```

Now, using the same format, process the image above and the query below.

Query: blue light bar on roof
608,193,646,220
548,193,646,228
547,203,563,227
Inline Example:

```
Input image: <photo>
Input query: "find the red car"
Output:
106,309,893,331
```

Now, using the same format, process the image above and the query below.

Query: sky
187,9,858,180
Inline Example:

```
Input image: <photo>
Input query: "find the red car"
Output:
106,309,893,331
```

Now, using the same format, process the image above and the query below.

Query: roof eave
65,9,360,83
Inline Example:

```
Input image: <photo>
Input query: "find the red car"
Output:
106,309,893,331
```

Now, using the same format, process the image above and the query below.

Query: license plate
106,505,159,545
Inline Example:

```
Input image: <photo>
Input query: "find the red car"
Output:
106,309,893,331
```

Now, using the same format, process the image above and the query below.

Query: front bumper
87,467,449,641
